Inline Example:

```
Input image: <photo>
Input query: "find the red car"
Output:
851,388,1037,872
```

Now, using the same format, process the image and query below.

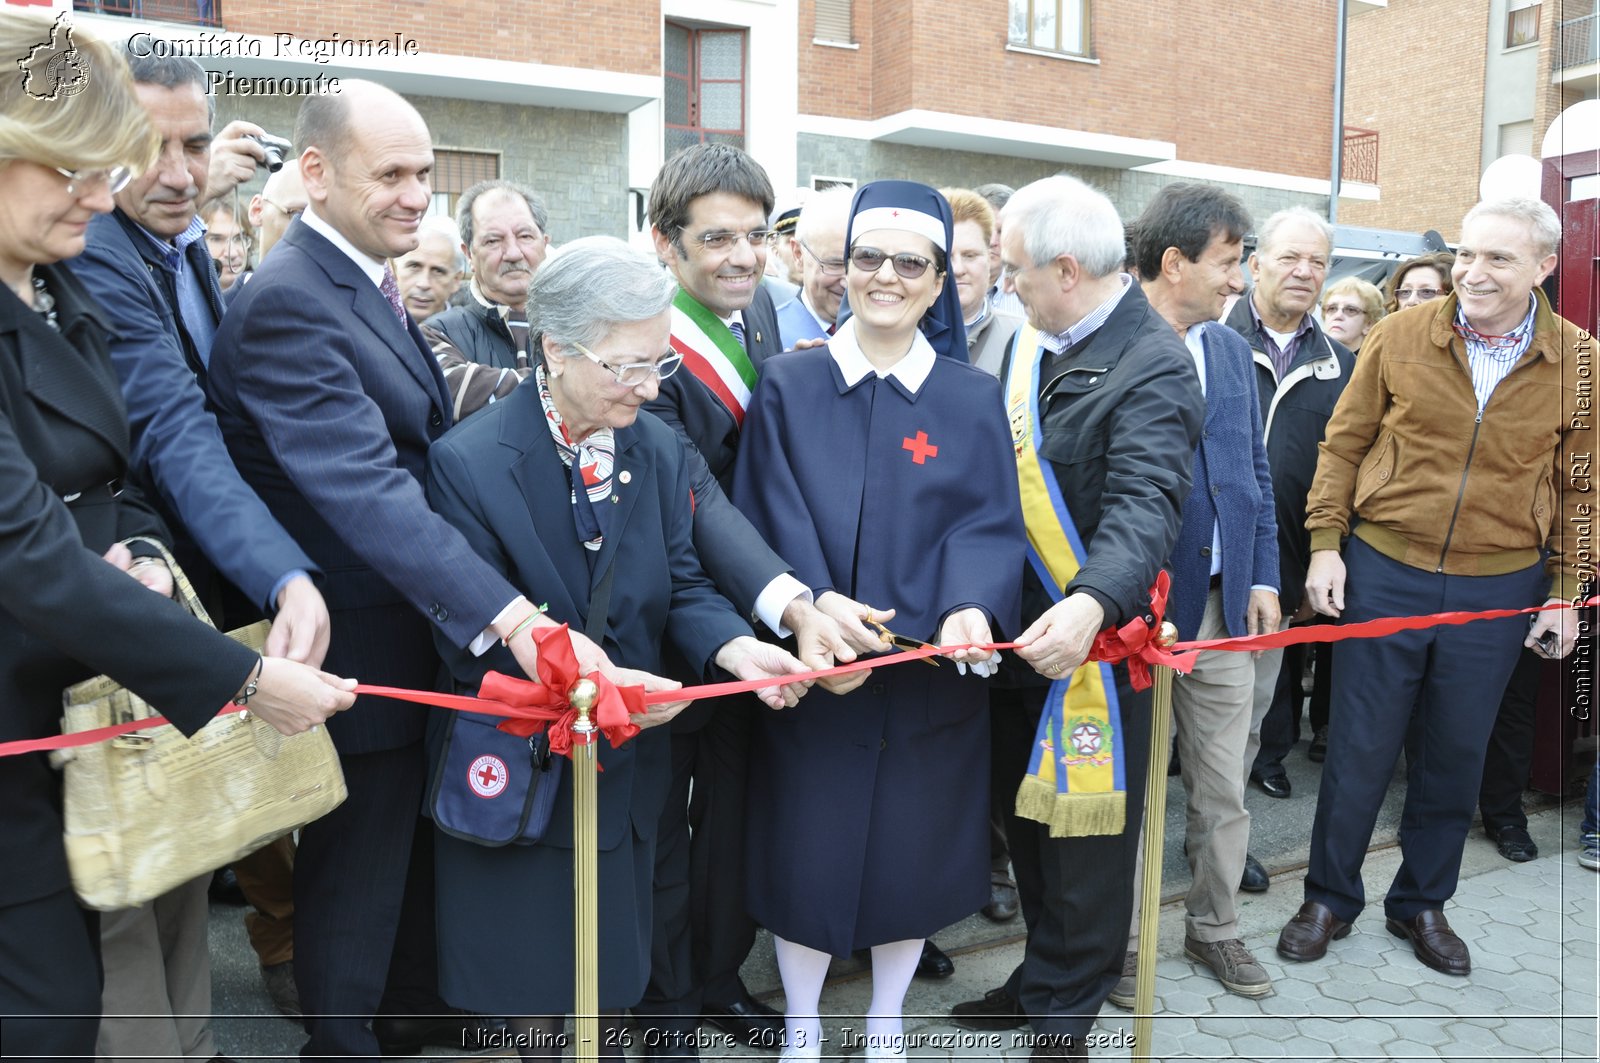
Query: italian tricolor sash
1006,324,1128,837
669,290,758,427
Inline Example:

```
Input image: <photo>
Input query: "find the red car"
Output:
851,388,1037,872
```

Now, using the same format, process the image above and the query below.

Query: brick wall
222,0,658,76
215,92,631,240
798,0,1340,179
1341,0,1491,240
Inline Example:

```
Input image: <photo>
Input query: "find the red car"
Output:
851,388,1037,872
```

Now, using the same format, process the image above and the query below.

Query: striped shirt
1455,295,1536,414
1038,273,1132,354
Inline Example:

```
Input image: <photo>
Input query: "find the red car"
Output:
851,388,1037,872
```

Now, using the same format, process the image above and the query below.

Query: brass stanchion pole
1132,623,1179,1061
570,679,600,1063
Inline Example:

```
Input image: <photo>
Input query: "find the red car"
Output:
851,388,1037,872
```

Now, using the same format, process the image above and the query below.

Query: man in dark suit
951,175,1204,1061
206,81,556,1059
637,143,797,1048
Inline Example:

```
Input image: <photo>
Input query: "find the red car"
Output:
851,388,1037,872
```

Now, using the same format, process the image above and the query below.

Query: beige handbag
55,541,346,911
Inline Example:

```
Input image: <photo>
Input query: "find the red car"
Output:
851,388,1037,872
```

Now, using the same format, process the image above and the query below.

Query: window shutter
815,0,854,43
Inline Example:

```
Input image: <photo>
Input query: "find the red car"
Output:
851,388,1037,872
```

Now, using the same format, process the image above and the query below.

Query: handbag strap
122,536,214,629
585,561,616,644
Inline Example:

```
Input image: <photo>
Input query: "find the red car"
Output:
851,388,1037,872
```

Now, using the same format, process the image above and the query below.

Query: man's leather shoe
1251,768,1291,799
951,986,1027,1031
1239,852,1269,893
983,877,1020,922
209,867,246,905
1386,910,1470,975
373,1011,497,1056
703,997,784,1042
916,939,955,979
1308,726,1329,763
1276,901,1351,962
1029,1033,1086,1062
1488,824,1538,862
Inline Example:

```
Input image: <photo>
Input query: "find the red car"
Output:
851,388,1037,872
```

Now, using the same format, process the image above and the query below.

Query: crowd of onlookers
1,11,1594,1063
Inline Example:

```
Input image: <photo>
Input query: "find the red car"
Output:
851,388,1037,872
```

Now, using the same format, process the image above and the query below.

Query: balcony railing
1558,12,1598,69
1342,126,1380,185
72,0,222,27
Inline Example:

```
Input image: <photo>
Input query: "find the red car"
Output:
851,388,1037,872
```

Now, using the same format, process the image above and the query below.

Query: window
1498,119,1534,157
665,22,747,159
428,149,500,220
811,175,856,192
1008,0,1088,56
1506,0,1540,47
815,0,854,44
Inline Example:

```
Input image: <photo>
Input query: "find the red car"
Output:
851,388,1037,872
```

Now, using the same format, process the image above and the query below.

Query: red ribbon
5,597,1587,761
477,624,641,754
1086,571,1192,691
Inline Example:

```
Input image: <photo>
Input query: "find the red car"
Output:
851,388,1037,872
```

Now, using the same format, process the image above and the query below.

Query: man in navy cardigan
1119,184,1280,1000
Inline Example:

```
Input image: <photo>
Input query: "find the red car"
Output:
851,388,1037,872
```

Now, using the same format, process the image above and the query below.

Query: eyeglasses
799,239,847,277
1322,303,1366,318
261,196,304,219
998,259,1041,287
54,165,132,196
681,227,774,253
206,233,252,254
569,342,684,387
1395,287,1441,302
850,246,935,280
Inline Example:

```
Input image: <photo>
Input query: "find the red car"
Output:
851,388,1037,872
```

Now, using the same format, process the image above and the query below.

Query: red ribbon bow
1086,571,1194,690
479,624,643,755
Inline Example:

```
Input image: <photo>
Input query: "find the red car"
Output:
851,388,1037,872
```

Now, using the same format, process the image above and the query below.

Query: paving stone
1378,1037,1444,1060
1441,1020,1510,1051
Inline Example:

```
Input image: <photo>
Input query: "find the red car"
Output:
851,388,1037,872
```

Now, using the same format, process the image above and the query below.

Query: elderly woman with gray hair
424,235,807,1055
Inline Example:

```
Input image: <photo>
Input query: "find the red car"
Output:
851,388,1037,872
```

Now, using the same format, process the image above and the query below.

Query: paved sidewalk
211,797,1598,1061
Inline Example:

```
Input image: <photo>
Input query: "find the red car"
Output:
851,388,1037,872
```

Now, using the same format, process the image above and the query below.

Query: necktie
728,319,746,351
379,266,408,324
507,307,531,368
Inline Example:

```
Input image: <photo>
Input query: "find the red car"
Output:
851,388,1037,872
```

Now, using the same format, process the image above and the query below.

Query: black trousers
1478,646,1544,833
1252,639,1333,774
1306,538,1546,922
639,701,757,1027
0,887,102,1059
295,744,426,1059
993,676,1150,1043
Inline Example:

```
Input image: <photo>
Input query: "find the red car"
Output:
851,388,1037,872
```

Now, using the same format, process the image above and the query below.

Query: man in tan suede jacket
1276,196,1592,979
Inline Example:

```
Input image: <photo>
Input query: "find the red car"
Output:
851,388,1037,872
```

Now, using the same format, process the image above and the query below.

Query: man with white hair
774,186,852,347
1279,196,1589,976
950,174,1203,1061
1227,206,1353,801
396,215,464,321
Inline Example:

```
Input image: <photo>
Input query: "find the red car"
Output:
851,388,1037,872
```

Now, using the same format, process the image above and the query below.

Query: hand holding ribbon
481,624,643,753
1084,572,1192,691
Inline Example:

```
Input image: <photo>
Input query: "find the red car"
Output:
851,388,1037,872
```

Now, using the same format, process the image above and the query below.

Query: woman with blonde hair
1320,276,1386,354
0,14,354,1057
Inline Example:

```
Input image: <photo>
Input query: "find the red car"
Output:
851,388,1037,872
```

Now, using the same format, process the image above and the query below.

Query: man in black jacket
1225,208,1353,798
951,174,1203,1061
421,179,549,413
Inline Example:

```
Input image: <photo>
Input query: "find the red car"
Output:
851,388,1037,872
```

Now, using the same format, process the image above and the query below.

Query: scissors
867,620,941,666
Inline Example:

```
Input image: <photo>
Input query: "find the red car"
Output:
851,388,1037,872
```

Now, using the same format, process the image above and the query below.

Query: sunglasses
849,246,936,280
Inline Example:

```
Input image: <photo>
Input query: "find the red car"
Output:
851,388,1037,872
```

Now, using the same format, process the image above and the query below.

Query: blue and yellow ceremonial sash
1006,324,1128,837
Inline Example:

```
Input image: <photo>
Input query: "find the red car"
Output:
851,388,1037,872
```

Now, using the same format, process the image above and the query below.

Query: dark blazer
72,208,316,613
647,284,782,490
1168,322,1279,641
1224,297,1352,615
0,262,254,908
425,383,753,848
1000,283,1205,685
206,217,519,754
424,300,522,370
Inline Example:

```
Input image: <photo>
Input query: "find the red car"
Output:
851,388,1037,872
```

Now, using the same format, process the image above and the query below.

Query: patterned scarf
537,365,615,552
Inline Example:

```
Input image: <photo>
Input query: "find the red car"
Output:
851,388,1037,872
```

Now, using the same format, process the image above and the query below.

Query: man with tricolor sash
951,175,1203,1060
638,143,836,1053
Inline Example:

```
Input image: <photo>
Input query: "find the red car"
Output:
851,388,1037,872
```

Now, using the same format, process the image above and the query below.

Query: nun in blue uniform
732,181,1025,1061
